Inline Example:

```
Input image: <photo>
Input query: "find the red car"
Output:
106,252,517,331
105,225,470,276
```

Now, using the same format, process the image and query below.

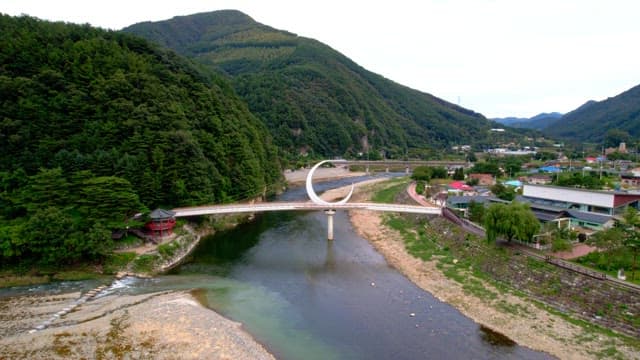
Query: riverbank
0,175,382,359
336,179,639,360
284,166,365,186
0,289,274,359
0,167,364,287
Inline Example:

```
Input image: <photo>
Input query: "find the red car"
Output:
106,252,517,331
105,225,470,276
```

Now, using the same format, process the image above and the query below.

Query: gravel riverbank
0,290,274,359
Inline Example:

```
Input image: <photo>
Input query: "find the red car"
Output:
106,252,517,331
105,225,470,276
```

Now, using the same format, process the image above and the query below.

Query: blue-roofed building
446,195,508,216
539,166,561,173
504,180,522,187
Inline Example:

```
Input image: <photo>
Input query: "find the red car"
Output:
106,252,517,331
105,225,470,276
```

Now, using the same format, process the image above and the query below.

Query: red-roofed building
448,181,475,193
468,173,495,186
145,208,177,239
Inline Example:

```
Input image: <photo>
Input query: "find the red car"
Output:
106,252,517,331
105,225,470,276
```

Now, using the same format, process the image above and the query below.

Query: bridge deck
173,202,441,217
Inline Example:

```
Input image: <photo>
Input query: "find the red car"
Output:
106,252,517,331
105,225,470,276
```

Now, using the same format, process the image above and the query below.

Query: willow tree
622,207,640,280
484,202,540,243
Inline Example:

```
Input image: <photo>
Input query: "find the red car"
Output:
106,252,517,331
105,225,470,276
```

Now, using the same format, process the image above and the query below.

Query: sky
3,0,640,118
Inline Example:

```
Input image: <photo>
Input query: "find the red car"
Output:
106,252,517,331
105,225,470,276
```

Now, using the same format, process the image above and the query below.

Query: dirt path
552,243,598,260
406,181,439,207
344,180,639,360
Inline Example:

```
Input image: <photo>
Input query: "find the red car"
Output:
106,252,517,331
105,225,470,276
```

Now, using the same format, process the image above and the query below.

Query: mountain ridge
544,85,640,142
123,10,511,159
493,112,562,130
0,13,282,207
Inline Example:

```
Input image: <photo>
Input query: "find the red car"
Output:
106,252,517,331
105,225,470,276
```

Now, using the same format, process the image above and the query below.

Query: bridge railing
173,202,441,217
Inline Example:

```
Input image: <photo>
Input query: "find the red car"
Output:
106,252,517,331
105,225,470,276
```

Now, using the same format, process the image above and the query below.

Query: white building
522,184,640,216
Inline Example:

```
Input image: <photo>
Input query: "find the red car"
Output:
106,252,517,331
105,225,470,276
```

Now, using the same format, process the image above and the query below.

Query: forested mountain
124,10,505,159
493,112,562,130
0,15,281,265
544,85,640,142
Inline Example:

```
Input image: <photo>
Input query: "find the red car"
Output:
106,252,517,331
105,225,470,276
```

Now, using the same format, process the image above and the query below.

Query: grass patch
0,264,104,288
113,235,141,250
103,252,136,274
51,270,102,282
495,300,532,316
158,241,181,259
131,254,159,274
574,251,640,285
531,298,640,351
53,332,74,357
594,346,624,360
0,272,50,288
383,211,502,302
371,178,410,203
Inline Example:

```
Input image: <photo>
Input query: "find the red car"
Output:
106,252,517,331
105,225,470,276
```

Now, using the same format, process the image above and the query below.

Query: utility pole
600,145,604,180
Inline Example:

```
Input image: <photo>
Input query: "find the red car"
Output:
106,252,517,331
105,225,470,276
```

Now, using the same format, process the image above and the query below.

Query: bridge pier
325,209,336,240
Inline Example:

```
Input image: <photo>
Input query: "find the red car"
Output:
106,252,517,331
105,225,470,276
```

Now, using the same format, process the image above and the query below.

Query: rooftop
149,208,176,220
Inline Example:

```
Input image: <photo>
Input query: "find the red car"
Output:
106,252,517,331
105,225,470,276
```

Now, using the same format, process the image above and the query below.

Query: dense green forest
0,15,282,266
544,84,640,143
124,10,519,159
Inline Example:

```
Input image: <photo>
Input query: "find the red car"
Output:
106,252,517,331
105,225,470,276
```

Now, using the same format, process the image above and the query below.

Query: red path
406,182,439,207
551,243,598,260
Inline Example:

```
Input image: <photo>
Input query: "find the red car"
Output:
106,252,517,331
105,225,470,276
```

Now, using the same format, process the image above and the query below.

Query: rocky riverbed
0,289,274,359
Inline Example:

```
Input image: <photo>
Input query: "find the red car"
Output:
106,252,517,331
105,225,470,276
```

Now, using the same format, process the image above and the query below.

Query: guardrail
545,255,607,280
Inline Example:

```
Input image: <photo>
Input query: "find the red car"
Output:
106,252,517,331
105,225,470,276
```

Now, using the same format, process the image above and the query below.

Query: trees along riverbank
350,178,640,360
0,168,357,287
0,211,256,288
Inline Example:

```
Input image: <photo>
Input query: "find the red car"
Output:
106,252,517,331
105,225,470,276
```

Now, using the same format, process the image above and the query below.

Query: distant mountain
493,112,562,130
545,85,640,142
124,10,512,158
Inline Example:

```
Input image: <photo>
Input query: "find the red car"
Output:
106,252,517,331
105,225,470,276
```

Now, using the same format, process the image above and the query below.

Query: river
2,175,553,359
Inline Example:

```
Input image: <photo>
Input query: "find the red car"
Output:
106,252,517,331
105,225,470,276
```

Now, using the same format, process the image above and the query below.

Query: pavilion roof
149,208,176,220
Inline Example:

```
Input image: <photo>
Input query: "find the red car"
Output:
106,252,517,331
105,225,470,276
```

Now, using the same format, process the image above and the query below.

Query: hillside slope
124,10,505,158
0,14,281,208
545,85,640,142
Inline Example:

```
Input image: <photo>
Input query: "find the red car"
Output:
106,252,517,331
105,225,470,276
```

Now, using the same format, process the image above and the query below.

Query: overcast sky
3,0,640,118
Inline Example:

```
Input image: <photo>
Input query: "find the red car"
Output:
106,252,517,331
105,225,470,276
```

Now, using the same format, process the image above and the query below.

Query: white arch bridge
173,202,441,217
172,160,440,240
172,202,441,240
